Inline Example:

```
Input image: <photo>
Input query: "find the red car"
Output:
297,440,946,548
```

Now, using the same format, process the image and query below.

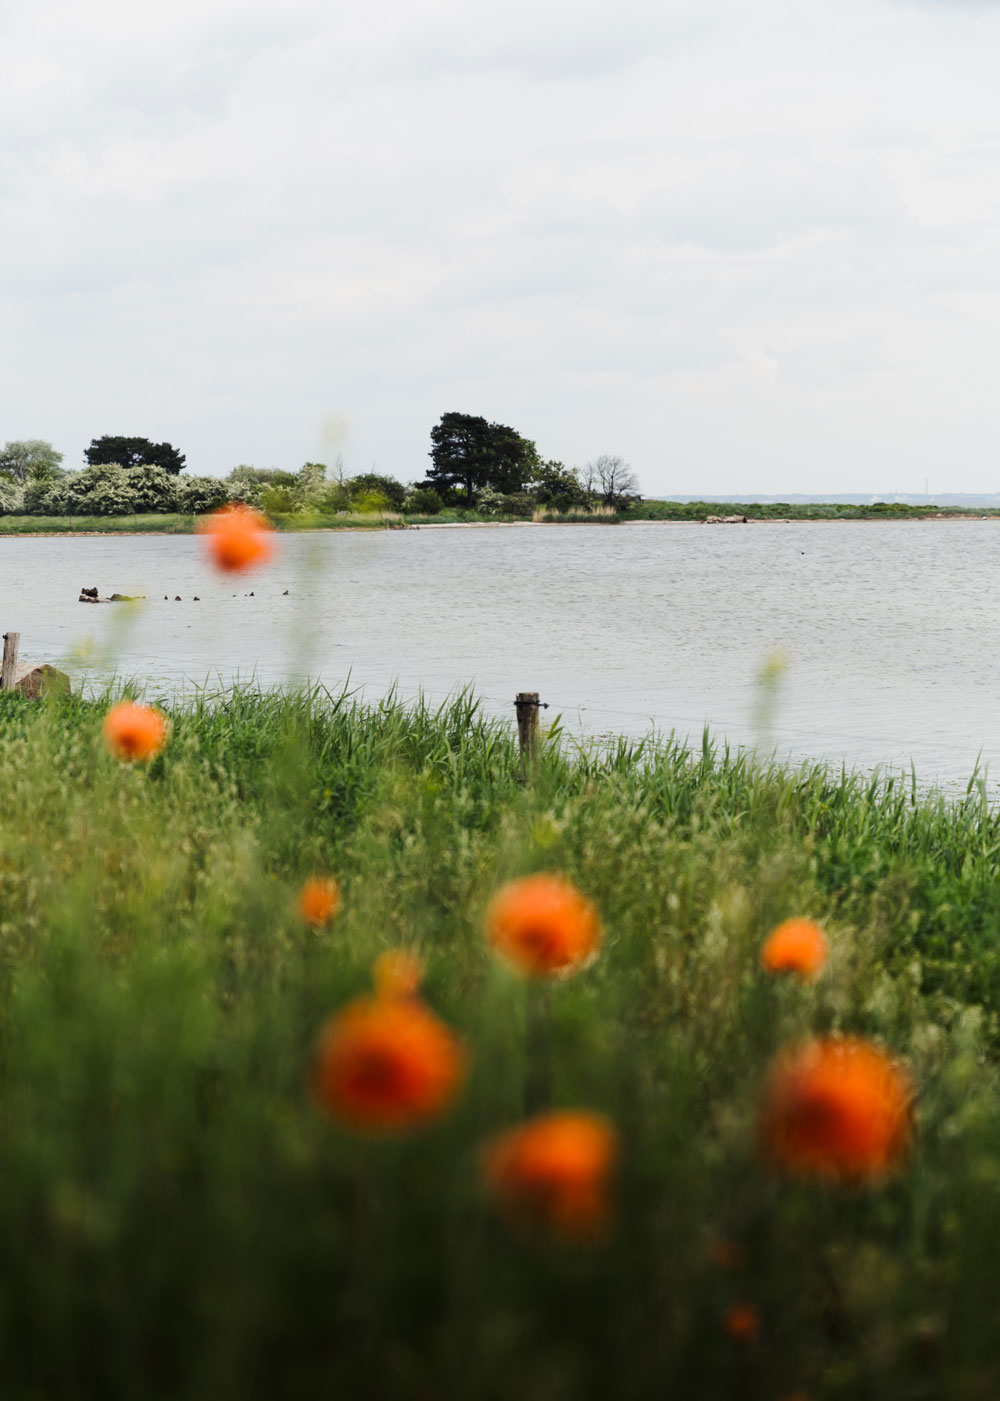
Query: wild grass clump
0,685,999,1398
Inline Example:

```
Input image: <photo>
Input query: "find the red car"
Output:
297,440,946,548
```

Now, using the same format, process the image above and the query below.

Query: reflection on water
2,520,1000,793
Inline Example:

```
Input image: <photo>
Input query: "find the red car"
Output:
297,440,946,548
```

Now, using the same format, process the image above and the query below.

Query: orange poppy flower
485,873,601,978
373,948,424,999
298,876,340,927
706,1235,745,1271
200,503,274,573
481,1110,619,1239
759,1036,912,1184
312,995,465,1132
760,918,828,980
102,701,168,762
723,1303,761,1342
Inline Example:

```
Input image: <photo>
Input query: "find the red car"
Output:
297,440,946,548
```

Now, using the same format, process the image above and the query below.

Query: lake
2,520,999,793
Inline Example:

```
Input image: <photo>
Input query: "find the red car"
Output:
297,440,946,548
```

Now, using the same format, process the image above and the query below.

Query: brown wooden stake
515,691,541,781
1,633,20,692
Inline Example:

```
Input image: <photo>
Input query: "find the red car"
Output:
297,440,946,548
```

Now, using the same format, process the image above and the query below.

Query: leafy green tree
404,486,442,516
528,460,589,510
347,472,406,510
0,439,63,483
426,412,539,504
85,436,187,475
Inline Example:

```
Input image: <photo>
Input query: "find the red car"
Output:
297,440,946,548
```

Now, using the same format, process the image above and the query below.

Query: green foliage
0,477,25,514
427,412,540,504
123,464,179,513
21,477,69,515
63,463,139,516
176,476,230,515
0,514,197,534
85,436,187,475
632,500,991,523
528,459,589,510
260,485,300,515
347,472,406,510
0,687,997,1397
477,487,535,518
350,489,393,514
405,486,442,515
0,438,63,483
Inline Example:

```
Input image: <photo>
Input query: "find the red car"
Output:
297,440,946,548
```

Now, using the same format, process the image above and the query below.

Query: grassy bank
0,685,999,1398
632,499,1000,522
0,508,616,533
3,501,998,535
0,513,200,534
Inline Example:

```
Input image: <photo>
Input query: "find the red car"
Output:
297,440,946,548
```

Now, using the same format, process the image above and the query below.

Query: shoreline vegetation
1,681,1000,1396
1,499,998,535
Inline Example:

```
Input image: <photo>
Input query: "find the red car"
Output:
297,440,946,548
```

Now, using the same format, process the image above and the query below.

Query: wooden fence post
515,691,545,781
1,633,20,692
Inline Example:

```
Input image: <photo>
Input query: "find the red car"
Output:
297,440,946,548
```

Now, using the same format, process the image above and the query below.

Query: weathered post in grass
515,691,543,782
1,632,20,691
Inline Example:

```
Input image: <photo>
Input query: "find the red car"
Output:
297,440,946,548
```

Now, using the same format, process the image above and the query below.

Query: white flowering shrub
0,478,25,514
177,476,230,514
125,465,179,513
64,464,140,516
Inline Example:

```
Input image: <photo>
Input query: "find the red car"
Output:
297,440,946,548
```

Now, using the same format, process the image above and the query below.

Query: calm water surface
2,521,998,793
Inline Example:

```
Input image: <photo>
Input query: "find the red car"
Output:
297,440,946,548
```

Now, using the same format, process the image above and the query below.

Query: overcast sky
2,0,999,496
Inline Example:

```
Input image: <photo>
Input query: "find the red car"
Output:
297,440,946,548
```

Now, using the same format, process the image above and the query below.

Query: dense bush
347,472,407,510
63,463,138,516
176,475,230,515
405,486,442,515
22,478,68,514
124,464,178,513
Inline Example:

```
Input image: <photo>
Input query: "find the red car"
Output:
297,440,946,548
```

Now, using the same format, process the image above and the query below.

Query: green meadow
1,683,1000,1398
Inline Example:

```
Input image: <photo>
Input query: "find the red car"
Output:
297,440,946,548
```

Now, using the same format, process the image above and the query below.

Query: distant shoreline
0,511,997,539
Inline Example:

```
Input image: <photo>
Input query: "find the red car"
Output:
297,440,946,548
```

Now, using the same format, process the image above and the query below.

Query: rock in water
12,663,71,699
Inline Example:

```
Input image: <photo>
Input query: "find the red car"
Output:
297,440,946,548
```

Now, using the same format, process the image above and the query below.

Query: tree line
0,418,640,518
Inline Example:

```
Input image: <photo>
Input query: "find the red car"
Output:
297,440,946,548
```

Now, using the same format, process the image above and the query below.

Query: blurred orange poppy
481,1110,619,1239
102,701,168,762
373,948,424,999
312,995,465,1132
200,503,274,573
706,1235,745,1271
298,876,340,927
485,873,601,977
723,1303,760,1342
759,1035,912,1184
760,918,828,980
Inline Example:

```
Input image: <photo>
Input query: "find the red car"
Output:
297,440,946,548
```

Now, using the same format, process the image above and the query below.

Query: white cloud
2,0,1000,491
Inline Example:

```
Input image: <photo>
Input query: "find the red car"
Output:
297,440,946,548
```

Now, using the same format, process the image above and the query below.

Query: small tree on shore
586,454,640,509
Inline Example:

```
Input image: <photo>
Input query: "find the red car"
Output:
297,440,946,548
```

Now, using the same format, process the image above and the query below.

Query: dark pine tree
85,436,187,475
